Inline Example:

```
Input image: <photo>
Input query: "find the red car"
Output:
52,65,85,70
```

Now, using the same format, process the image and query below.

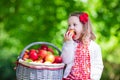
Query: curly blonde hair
69,12,96,44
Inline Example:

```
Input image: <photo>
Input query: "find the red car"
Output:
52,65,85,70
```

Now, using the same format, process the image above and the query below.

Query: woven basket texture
16,64,64,80
16,42,64,80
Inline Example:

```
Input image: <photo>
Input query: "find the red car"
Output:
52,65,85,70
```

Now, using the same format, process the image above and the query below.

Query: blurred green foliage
0,0,120,80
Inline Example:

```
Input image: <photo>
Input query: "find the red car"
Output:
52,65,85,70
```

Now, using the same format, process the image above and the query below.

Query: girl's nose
69,25,74,29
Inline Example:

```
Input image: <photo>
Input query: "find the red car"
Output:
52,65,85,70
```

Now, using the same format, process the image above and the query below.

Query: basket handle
18,42,61,60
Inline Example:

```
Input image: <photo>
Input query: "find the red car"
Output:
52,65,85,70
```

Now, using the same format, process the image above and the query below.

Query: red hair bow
79,12,88,24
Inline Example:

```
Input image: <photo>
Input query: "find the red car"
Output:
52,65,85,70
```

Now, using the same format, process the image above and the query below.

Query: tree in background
0,0,120,80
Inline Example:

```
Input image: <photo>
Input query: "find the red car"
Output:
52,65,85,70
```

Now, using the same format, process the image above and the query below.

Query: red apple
40,44,48,50
30,49,36,53
29,49,38,61
38,49,48,59
47,48,54,54
45,54,55,63
54,56,62,63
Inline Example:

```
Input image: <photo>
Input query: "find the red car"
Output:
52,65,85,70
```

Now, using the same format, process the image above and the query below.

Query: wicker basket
16,42,65,80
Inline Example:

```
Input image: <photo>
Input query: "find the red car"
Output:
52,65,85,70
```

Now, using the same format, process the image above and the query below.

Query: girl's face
68,16,83,40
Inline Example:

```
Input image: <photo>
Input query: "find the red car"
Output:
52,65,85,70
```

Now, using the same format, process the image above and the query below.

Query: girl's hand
64,31,73,42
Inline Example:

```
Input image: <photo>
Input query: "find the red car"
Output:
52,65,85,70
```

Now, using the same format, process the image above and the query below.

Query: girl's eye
73,23,76,26
68,24,70,27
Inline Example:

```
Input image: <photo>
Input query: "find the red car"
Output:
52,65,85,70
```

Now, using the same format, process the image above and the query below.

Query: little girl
61,12,104,80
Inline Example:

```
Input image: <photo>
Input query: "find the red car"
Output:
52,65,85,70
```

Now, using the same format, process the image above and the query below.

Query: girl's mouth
74,31,76,35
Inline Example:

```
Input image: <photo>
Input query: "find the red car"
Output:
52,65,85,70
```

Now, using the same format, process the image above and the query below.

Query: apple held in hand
29,49,38,61
68,29,75,38
45,54,55,63
54,56,62,63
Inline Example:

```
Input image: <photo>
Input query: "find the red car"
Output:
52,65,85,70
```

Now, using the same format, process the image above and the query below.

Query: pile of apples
22,44,62,64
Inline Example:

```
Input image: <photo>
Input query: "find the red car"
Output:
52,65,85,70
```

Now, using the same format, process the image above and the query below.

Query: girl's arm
61,41,75,64
90,42,104,80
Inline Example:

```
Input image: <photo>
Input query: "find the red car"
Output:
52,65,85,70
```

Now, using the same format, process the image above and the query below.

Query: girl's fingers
67,31,72,38
64,31,73,41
